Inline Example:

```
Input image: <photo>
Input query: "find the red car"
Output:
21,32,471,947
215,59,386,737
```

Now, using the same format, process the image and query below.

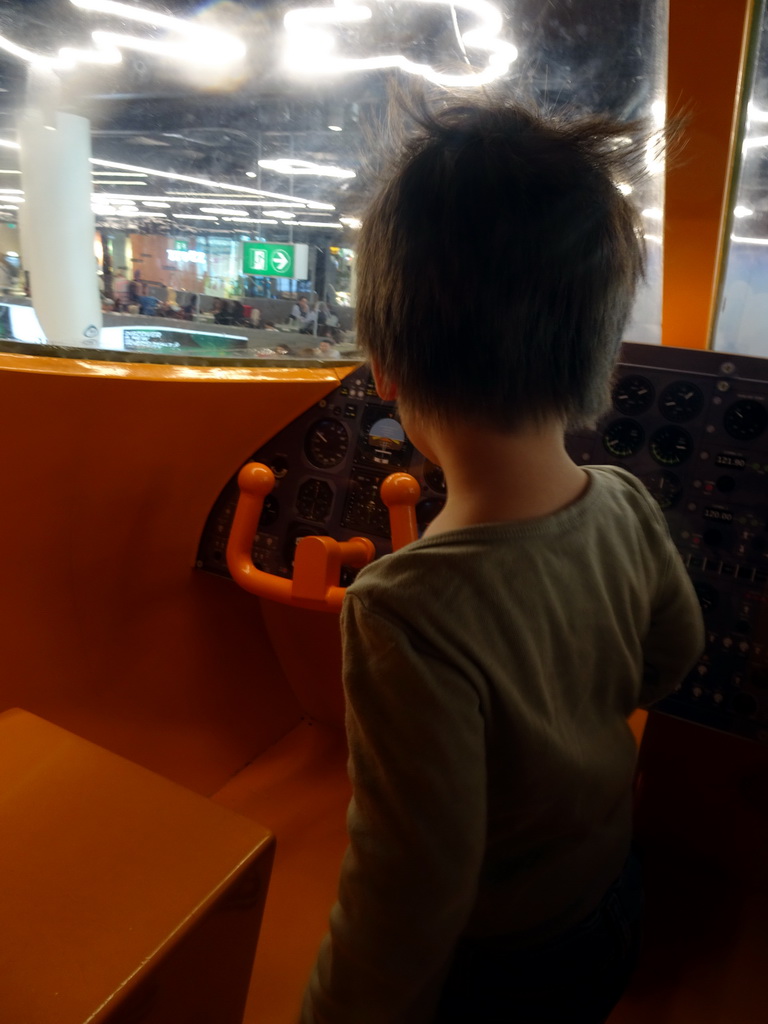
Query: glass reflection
0,0,667,362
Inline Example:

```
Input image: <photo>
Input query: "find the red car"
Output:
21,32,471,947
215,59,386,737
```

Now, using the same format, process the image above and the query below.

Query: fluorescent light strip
258,157,355,179
296,221,343,228
92,170,147,176
92,193,317,209
200,207,249,216
731,235,768,246
0,136,337,211
90,157,334,208
173,213,220,220
223,217,278,224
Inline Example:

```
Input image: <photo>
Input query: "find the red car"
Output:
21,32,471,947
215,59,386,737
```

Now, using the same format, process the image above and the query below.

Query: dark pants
436,854,644,1023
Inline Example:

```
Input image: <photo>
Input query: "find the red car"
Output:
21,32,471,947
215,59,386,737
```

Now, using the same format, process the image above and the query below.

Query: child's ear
370,358,398,401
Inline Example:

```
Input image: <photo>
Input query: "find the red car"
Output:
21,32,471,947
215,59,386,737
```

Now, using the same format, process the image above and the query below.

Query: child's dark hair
356,97,649,430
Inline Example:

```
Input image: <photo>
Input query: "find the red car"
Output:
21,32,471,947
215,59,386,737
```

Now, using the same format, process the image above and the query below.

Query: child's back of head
356,97,649,431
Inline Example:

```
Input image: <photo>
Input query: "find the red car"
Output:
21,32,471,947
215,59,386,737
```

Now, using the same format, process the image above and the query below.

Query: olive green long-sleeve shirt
303,465,704,1024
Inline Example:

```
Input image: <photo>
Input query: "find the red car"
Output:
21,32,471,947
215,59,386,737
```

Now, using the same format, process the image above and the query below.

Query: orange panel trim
663,0,756,350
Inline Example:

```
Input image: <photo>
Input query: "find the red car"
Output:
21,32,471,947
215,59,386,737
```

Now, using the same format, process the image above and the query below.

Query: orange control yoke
226,463,421,612
227,462,648,747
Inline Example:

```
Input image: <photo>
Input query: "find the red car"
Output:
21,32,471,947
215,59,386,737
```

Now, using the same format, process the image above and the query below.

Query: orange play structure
0,1,767,1022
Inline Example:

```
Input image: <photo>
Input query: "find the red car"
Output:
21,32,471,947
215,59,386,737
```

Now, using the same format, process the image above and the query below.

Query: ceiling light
328,124,343,132
258,158,355,179
296,221,344,228
245,171,257,178
173,213,219,220
734,206,754,218
641,208,663,220
340,216,362,229
223,217,278,224
731,234,768,245
143,201,171,208
616,183,633,196
271,210,295,219
0,140,20,150
90,157,326,207
92,170,147,176
284,0,518,88
200,207,249,216
0,170,21,175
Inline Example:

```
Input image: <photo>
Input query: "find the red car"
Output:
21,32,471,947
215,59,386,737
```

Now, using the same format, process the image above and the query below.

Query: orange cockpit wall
0,354,351,794
0,0,765,1021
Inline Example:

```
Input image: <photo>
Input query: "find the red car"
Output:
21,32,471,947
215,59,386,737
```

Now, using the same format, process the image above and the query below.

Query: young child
301,98,704,1024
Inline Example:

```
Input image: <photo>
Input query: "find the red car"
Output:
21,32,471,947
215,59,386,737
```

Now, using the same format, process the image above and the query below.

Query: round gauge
602,419,645,459
424,460,446,494
658,381,704,423
723,399,768,441
639,471,683,510
612,375,655,416
649,425,694,466
693,581,718,614
258,494,279,529
416,498,445,531
304,418,349,469
296,479,333,522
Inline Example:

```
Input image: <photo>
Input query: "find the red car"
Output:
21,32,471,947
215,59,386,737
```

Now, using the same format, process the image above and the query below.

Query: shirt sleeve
301,592,487,1024
639,508,705,707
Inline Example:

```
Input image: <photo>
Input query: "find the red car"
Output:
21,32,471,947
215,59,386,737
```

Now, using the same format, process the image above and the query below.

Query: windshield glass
0,0,668,365
713,0,768,357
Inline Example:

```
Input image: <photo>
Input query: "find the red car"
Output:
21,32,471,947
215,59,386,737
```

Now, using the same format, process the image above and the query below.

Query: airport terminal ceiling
0,0,668,351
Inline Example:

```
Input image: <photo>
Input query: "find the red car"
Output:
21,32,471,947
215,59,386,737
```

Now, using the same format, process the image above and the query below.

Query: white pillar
18,110,102,345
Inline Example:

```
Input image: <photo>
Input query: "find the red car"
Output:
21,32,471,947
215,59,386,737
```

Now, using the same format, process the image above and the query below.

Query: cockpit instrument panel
197,368,443,586
197,344,768,742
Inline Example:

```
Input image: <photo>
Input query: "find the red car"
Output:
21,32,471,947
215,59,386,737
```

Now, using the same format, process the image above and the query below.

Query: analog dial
296,479,334,522
424,460,446,494
649,425,694,466
723,399,768,441
693,581,719,614
612,375,655,415
640,471,683,510
602,419,645,459
304,418,349,469
258,494,279,529
658,380,704,423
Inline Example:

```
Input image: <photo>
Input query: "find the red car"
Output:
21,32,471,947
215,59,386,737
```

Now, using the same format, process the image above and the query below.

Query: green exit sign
242,242,309,278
